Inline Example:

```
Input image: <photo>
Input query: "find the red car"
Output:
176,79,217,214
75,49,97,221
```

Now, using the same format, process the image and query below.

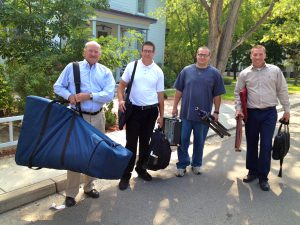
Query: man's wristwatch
89,93,93,100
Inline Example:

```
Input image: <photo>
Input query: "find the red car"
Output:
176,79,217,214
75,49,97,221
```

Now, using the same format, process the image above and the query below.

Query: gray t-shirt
174,64,226,121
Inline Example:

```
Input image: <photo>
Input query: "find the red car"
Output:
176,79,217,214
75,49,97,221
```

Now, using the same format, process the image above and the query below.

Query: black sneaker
119,178,130,190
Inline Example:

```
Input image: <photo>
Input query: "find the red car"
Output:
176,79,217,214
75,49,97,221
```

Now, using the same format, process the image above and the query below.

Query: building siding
108,0,166,64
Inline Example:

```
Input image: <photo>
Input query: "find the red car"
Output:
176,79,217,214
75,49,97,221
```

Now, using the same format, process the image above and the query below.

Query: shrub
0,65,15,117
223,76,233,85
104,101,117,129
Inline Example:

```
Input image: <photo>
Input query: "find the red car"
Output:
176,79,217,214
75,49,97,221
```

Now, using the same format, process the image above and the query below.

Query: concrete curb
0,174,67,214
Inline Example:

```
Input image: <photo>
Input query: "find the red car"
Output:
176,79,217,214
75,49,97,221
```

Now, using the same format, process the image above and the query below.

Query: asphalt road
0,107,299,225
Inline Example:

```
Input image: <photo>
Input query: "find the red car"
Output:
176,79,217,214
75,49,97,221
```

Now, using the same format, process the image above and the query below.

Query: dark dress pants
245,107,277,182
121,106,158,179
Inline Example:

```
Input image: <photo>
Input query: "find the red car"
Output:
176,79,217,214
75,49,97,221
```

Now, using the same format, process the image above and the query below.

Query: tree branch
232,0,277,51
199,0,210,12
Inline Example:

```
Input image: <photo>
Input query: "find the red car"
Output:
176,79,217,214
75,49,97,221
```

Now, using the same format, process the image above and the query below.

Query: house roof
96,8,157,24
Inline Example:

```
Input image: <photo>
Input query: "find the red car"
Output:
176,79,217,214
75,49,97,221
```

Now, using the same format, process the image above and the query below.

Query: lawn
165,77,300,101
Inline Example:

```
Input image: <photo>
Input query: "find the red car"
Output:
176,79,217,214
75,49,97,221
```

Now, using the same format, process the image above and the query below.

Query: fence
0,115,23,148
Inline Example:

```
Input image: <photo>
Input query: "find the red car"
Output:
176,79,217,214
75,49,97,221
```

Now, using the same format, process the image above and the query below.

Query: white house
91,0,166,68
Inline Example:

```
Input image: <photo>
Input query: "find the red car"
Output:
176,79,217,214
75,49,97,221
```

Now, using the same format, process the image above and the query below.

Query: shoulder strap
125,60,138,101
73,62,82,117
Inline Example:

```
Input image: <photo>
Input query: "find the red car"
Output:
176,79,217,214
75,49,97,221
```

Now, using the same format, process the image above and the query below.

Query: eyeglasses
197,54,210,58
142,50,154,54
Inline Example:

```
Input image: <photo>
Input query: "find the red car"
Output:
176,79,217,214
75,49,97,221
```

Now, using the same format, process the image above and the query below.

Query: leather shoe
65,196,76,207
84,189,99,198
119,178,130,190
137,171,152,181
243,174,258,183
259,181,270,191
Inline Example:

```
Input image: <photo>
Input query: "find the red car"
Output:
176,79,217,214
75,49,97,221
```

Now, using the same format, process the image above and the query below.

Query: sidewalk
1,93,300,213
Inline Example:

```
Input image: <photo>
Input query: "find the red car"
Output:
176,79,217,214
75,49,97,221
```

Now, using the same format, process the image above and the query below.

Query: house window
138,0,145,14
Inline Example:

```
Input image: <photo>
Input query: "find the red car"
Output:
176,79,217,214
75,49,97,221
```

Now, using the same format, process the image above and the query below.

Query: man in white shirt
117,41,164,190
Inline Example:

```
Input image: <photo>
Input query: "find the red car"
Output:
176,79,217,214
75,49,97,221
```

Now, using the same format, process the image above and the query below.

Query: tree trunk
200,0,277,74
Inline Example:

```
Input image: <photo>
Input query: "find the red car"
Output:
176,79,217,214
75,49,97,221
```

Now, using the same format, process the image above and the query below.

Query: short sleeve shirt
174,64,226,121
121,59,164,106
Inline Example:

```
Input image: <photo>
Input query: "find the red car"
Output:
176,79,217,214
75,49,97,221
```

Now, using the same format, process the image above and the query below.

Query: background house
91,0,166,80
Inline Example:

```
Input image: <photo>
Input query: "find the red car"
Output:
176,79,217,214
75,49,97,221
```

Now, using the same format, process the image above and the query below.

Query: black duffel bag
143,128,172,171
272,119,290,177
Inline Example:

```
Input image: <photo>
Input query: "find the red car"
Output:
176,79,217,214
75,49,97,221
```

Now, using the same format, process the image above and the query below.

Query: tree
200,0,278,72
163,0,280,75
261,0,300,85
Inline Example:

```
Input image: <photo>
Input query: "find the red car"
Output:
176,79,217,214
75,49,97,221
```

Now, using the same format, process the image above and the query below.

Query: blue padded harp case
15,96,132,179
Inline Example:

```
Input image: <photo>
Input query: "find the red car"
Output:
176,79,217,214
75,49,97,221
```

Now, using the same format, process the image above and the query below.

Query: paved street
0,105,299,225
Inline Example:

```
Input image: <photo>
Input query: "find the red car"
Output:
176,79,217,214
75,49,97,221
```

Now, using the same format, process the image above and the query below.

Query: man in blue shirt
172,46,226,177
54,41,115,207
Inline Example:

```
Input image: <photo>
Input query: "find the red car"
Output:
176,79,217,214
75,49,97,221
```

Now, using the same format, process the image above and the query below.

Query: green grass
164,77,300,101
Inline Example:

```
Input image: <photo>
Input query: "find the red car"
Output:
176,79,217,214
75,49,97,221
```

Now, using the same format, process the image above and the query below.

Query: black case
163,117,182,146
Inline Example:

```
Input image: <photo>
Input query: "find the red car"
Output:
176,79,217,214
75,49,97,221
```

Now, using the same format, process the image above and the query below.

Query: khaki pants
65,111,106,198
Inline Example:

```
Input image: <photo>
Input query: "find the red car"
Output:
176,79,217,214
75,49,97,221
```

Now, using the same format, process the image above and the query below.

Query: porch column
92,20,97,38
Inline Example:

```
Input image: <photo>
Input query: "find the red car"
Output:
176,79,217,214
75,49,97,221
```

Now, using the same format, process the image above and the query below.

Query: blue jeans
245,107,277,182
176,119,209,169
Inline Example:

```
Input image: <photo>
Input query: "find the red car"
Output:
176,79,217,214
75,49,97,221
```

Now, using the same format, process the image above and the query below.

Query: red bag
239,87,248,122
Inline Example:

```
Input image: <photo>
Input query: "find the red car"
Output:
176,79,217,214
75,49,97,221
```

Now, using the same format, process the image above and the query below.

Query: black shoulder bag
73,62,82,117
118,60,138,130
272,119,290,177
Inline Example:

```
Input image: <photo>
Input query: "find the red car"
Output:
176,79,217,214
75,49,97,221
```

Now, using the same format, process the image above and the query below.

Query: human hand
68,94,77,104
74,93,90,102
157,117,164,128
172,107,178,117
280,112,290,123
235,110,244,119
118,100,126,112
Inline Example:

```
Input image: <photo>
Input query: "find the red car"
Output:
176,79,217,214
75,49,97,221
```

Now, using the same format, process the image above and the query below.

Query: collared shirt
121,59,164,106
54,59,116,113
234,64,290,112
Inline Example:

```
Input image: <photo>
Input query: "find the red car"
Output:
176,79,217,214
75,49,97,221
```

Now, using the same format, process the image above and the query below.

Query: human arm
276,69,290,122
117,79,128,112
234,75,246,118
213,95,221,122
157,92,165,127
172,90,182,117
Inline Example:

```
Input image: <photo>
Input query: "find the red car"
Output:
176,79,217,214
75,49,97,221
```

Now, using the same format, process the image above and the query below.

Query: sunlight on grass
165,77,300,101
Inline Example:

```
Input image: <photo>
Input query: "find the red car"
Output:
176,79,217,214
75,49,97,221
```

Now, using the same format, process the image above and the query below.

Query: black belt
133,104,158,110
248,106,275,111
82,108,102,115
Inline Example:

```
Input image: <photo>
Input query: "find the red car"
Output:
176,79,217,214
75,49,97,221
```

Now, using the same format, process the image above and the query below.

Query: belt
133,103,158,110
248,106,275,111
81,108,102,115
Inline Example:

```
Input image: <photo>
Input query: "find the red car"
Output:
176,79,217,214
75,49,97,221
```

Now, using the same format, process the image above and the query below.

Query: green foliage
223,76,233,85
0,65,15,116
163,0,208,75
104,101,117,129
162,66,177,88
0,0,110,115
96,30,143,72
